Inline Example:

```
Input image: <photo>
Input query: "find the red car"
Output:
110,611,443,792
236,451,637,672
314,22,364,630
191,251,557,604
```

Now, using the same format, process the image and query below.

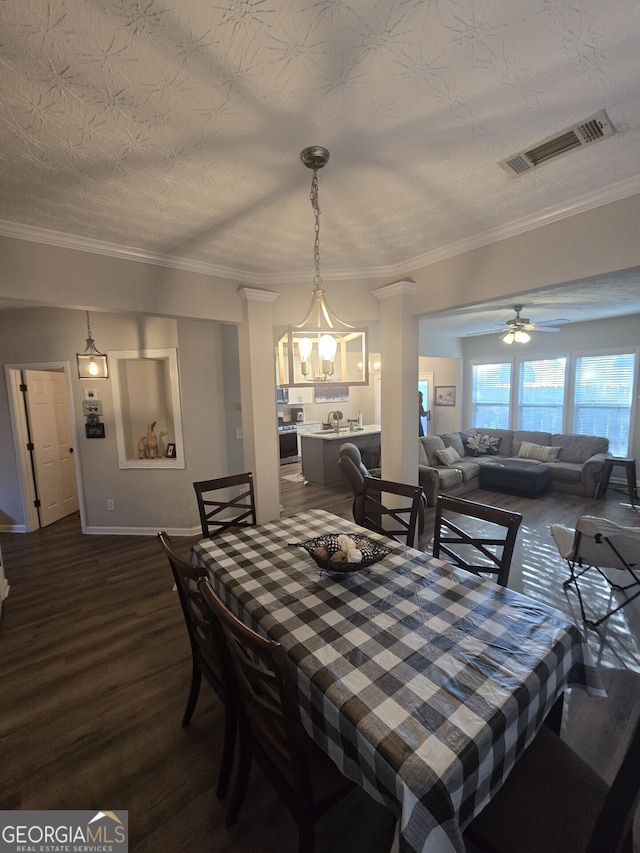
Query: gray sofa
418,428,610,507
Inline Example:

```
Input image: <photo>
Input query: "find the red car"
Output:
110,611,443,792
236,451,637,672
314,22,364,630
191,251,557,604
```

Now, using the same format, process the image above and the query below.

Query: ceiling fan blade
464,328,505,337
534,318,569,326
533,326,562,332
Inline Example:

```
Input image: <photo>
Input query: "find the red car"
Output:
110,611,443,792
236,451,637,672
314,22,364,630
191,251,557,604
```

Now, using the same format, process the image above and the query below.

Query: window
471,362,511,428
573,353,636,456
470,350,636,456
518,357,566,432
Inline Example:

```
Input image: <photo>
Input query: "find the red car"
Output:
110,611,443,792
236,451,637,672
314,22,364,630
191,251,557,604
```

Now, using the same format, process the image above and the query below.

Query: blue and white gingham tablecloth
192,508,604,853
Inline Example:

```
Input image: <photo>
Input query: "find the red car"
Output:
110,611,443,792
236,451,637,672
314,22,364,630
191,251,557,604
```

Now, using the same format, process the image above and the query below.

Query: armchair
338,442,380,523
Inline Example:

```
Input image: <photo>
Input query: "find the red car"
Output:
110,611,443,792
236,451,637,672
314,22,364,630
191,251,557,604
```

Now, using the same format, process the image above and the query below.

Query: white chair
551,515,640,628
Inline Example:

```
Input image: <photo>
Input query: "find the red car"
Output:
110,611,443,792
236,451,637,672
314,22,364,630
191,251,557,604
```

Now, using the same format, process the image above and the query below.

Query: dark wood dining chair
157,531,236,800
193,472,256,538
196,575,355,853
432,494,523,587
360,475,426,548
464,696,640,853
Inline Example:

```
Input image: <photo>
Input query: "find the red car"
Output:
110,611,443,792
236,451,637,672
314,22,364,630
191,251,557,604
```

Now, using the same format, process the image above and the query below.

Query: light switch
82,399,103,416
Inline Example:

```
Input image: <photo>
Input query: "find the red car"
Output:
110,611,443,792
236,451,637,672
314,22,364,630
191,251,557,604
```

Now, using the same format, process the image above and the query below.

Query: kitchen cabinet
288,387,313,404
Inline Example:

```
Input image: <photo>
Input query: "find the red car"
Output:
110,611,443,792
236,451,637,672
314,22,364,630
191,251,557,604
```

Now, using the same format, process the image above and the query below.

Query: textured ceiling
2,0,640,294
418,269,640,337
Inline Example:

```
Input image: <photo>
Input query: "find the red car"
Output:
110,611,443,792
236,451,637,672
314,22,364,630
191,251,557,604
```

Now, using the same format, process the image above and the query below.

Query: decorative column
372,280,418,485
237,287,280,523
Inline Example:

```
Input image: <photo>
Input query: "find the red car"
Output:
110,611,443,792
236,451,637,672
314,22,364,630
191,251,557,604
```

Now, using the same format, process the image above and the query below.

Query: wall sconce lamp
77,311,109,379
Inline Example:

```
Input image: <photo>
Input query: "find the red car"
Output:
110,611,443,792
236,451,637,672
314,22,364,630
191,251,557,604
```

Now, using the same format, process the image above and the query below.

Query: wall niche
110,348,185,469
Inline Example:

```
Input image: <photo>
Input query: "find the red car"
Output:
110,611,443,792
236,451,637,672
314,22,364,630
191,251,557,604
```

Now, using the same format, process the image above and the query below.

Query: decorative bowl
291,533,391,574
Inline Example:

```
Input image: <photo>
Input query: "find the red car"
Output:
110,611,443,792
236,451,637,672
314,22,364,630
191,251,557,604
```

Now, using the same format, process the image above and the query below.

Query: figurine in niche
158,429,168,458
147,421,159,458
137,421,160,459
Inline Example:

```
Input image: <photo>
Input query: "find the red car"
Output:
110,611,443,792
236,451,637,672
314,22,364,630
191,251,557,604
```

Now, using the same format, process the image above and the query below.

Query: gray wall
0,308,239,533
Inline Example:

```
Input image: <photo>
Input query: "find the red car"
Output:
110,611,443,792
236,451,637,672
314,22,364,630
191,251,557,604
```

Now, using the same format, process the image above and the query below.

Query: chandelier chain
310,171,322,286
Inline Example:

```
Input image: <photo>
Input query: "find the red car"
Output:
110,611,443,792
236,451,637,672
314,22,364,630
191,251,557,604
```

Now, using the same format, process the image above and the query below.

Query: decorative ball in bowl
291,533,391,574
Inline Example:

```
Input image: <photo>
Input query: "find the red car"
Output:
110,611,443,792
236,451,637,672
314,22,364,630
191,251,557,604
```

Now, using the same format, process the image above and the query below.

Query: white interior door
24,369,79,527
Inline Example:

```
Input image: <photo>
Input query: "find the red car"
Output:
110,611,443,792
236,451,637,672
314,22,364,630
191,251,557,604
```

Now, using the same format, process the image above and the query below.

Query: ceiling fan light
514,329,531,343
502,331,515,344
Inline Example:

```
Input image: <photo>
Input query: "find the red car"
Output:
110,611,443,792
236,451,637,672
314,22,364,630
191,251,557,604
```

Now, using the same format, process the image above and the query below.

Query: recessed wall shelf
110,348,185,469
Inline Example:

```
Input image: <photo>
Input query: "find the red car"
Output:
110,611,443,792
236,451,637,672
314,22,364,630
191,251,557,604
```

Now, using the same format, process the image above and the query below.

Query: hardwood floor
1,468,638,851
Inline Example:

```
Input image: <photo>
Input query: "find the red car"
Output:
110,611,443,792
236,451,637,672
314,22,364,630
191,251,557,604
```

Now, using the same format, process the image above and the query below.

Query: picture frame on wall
434,386,456,406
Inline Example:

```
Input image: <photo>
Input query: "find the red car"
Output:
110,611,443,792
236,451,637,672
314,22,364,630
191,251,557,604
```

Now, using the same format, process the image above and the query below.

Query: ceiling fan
469,304,569,342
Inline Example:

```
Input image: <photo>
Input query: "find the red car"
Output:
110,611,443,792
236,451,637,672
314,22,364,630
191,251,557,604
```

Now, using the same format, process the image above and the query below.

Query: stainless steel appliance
278,422,299,464
276,386,289,403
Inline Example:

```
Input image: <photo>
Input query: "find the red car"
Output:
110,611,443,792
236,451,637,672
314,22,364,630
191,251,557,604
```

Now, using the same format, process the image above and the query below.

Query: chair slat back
157,531,224,694
432,494,523,587
196,576,312,789
361,476,425,547
193,472,256,539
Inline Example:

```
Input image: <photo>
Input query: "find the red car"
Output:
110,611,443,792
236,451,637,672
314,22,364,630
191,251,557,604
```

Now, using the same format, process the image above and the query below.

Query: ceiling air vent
499,109,616,177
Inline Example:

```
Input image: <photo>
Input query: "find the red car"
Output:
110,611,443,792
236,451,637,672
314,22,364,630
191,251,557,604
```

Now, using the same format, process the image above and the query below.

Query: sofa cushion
517,441,561,462
465,433,501,457
441,431,466,458
437,446,462,465
479,429,513,456
420,435,445,467
456,460,481,482
436,466,463,489
513,430,551,457
552,434,609,463
546,462,583,484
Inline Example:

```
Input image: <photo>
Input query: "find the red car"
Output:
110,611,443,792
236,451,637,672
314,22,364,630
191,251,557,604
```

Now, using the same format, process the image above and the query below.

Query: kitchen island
300,424,381,487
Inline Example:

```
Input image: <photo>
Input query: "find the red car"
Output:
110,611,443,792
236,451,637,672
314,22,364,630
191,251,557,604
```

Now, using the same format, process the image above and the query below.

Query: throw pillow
436,446,461,466
465,433,500,457
518,441,560,462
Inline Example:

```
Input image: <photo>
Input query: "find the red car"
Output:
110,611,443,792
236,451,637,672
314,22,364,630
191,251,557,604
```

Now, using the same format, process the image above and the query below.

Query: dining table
191,508,605,853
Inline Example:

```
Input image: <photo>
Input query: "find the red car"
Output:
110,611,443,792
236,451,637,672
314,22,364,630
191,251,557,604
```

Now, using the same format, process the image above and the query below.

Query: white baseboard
83,525,201,537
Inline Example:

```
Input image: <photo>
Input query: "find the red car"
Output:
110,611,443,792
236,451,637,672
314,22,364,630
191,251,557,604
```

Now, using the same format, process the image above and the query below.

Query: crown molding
0,220,259,284
1,177,639,286
372,280,416,301
239,287,279,303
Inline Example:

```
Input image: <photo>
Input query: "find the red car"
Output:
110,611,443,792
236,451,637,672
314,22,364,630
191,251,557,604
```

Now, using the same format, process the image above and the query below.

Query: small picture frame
85,422,105,438
166,443,176,459
435,386,456,406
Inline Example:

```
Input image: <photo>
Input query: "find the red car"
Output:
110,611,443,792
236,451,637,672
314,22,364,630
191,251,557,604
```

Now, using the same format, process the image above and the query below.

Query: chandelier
276,146,368,387
76,311,109,378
